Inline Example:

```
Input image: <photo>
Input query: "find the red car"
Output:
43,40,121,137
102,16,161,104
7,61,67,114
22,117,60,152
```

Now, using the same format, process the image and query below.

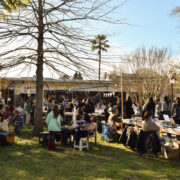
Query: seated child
11,110,21,134
74,114,88,143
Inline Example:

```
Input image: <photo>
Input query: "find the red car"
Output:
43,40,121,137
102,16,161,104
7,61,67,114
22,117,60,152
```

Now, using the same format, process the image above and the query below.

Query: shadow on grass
0,141,180,180
1,126,180,180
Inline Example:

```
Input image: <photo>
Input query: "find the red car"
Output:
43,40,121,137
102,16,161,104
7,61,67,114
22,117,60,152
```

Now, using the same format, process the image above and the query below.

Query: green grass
0,127,180,180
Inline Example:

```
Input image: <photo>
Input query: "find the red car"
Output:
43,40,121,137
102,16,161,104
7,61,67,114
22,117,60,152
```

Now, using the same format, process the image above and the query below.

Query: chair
137,130,161,156
88,124,97,145
114,122,123,142
39,131,50,147
74,137,89,151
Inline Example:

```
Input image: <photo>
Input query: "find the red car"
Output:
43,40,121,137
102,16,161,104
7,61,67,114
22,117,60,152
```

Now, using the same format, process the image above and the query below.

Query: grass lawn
0,126,180,180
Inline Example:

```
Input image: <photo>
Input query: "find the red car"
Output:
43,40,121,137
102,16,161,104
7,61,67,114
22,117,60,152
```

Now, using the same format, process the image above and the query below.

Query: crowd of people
0,105,24,136
0,94,180,153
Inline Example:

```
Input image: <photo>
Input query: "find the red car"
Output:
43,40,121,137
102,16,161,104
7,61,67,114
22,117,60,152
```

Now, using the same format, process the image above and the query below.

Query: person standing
171,97,179,116
25,101,32,125
155,98,161,119
171,97,180,124
43,98,48,111
124,96,134,119
161,96,170,117
116,96,122,117
142,97,155,117
47,99,53,114
46,105,61,150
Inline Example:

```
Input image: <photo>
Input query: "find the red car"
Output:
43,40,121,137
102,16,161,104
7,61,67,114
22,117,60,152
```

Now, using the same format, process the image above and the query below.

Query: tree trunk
33,0,44,136
98,48,101,81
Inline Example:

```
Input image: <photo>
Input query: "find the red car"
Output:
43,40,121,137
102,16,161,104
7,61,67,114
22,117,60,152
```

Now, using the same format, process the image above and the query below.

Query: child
11,110,21,134
74,114,88,143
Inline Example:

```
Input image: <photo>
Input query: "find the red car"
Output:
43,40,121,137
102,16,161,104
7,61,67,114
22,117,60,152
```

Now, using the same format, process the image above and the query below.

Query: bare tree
109,47,173,105
171,6,180,70
0,0,126,135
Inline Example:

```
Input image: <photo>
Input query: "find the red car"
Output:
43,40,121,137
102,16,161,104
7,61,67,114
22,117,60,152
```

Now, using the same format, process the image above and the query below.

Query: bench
39,131,50,147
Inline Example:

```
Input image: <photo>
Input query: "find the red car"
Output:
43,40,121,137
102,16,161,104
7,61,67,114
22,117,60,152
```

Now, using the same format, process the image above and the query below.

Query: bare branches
109,47,173,105
0,0,125,77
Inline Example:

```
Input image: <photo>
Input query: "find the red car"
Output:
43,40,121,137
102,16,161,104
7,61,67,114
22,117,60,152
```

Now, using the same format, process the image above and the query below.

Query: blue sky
97,0,180,57
1,0,180,79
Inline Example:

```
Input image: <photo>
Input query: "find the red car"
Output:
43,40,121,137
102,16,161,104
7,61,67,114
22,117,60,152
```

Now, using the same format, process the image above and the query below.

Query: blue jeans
108,124,114,139
101,122,108,139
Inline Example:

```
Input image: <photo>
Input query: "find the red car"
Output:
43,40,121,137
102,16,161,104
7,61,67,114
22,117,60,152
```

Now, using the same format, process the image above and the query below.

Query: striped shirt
75,119,86,131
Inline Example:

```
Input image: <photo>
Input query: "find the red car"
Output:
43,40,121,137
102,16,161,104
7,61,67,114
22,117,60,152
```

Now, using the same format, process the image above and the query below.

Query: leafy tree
0,0,29,19
172,6,180,16
91,35,110,81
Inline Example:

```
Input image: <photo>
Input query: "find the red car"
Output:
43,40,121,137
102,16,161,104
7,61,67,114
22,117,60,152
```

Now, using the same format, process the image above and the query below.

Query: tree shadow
0,137,180,180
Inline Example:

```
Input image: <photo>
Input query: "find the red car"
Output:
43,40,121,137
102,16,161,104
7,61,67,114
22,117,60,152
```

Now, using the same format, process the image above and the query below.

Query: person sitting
108,103,113,114
138,111,161,156
107,107,119,140
84,99,94,114
136,105,142,116
3,106,11,120
46,105,61,150
84,112,91,124
74,114,88,143
61,125,72,145
0,115,9,132
142,111,160,132
64,100,73,112
17,104,24,115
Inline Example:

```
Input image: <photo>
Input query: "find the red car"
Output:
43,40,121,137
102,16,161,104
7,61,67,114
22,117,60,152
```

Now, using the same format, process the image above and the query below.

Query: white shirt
0,120,9,132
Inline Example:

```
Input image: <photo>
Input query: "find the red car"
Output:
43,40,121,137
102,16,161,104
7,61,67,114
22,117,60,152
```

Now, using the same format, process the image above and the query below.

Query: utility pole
121,72,124,119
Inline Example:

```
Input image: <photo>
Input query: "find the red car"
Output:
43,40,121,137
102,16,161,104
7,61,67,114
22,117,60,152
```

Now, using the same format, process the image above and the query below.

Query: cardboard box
163,141,180,159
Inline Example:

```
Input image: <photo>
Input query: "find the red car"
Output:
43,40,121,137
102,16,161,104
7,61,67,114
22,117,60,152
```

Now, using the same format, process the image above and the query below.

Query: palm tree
172,6,180,15
91,35,109,80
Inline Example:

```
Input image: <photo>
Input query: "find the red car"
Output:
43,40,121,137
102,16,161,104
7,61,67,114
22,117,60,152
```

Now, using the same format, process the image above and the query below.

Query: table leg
95,128,97,145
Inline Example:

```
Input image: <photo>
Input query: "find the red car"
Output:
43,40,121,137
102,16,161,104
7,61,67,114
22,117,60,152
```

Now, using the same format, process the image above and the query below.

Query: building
0,77,122,106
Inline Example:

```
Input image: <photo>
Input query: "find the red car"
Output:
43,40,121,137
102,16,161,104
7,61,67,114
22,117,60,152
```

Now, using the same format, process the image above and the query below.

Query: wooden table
122,119,180,136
